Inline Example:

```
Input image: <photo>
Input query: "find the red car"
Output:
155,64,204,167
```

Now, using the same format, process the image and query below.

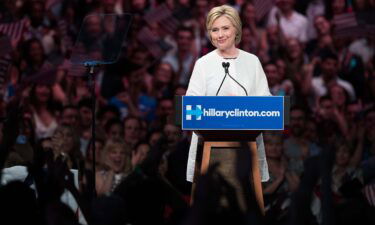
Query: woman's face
265,136,283,159
107,147,125,173
243,4,255,23
264,64,280,87
149,132,162,146
267,26,279,43
210,16,237,52
314,16,330,36
196,0,208,15
35,85,51,103
86,15,102,39
124,118,140,144
108,124,123,140
52,128,75,154
155,63,173,84
276,59,286,80
164,124,180,146
332,0,346,15
335,147,350,167
286,38,302,60
305,120,318,141
29,41,44,64
330,85,347,107
241,27,252,44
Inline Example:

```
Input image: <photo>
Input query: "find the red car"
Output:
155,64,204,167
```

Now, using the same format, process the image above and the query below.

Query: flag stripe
254,0,274,21
143,3,179,34
0,19,26,42
137,27,165,58
332,13,358,31
144,4,172,23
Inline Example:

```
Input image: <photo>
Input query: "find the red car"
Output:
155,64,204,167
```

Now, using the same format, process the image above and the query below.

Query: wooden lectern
175,95,290,215
193,130,265,215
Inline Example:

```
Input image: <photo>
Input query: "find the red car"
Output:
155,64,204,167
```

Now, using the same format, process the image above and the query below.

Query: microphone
215,62,229,96
216,62,248,96
223,62,229,74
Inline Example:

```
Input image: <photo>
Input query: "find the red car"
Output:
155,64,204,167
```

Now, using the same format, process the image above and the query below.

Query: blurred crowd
0,0,374,225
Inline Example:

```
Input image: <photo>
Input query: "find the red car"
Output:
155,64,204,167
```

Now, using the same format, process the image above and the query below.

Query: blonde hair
103,138,126,155
206,5,242,45
102,138,131,173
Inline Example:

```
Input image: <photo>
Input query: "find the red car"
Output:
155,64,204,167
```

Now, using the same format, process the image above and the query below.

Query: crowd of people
0,0,374,225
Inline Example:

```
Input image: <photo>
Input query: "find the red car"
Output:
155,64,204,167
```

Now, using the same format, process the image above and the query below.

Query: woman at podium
185,4,271,210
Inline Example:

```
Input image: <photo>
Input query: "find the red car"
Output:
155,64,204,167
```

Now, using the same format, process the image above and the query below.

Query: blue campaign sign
182,96,284,130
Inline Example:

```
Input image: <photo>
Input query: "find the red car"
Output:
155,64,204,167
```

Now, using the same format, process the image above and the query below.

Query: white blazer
185,49,271,182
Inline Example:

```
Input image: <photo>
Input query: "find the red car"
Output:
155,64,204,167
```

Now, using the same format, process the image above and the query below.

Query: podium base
191,141,264,215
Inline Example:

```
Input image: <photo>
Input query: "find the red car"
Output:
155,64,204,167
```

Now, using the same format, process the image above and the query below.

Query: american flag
143,3,180,34
137,27,164,59
0,19,27,44
362,184,375,207
332,13,366,38
253,0,274,21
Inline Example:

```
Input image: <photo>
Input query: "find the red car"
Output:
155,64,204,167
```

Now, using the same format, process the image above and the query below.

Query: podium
175,96,289,214
195,130,264,214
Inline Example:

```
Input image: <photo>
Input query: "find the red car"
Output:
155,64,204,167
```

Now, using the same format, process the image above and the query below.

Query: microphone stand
217,62,248,96
227,73,248,96
216,71,228,96
84,60,101,197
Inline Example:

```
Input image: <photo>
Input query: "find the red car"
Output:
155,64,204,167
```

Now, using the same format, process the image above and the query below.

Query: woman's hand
274,162,286,180
117,92,132,104
285,171,300,192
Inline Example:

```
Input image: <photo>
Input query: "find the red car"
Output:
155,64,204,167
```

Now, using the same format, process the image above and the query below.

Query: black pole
88,66,97,197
